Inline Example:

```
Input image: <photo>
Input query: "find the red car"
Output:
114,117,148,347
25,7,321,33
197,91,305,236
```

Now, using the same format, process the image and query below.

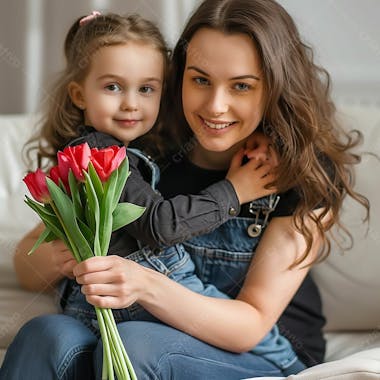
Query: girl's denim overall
61,148,304,373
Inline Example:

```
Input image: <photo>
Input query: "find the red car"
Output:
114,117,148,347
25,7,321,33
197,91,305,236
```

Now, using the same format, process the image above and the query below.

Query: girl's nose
121,92,138,111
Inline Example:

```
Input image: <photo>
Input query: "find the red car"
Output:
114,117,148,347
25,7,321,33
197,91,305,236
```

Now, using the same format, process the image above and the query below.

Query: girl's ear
68,81,86,110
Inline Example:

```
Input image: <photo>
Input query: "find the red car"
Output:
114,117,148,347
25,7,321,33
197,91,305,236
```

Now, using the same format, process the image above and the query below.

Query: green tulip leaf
88,162,104,200
68,170,84,221
44,229,58,242
100,170,118,256
112,158,130,211
77,218,95,248
46,178,93,261
112,202,146,231
83,171,101,256
25,197,66,239
27,227,53,255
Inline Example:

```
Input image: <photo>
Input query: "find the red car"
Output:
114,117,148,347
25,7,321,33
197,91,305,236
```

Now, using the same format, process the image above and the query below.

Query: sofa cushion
311,104,380,331
0,115,57,355
244,347,380,380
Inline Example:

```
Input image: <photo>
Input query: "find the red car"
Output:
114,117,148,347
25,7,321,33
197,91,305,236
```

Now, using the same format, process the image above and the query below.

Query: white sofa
0,105,380,379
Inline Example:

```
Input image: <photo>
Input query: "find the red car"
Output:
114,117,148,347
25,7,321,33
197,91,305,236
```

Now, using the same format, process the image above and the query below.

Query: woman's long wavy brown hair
151,0,369,266
25,13,169,169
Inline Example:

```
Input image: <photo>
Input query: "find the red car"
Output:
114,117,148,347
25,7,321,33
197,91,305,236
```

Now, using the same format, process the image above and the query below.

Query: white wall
278,0,380,104
0,0,199,114
0,0,379,114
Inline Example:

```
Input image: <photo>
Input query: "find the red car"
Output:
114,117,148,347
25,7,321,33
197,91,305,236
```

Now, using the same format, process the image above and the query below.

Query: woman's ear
68,81,86,110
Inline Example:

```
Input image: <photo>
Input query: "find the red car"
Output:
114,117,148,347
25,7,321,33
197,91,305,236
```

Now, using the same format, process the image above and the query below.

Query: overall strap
127,147,160,191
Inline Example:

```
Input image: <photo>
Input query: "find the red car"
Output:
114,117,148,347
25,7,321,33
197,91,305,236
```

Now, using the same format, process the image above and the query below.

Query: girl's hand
226,131,278,204
73,255,147,309
226,150,277,204
51,240,76,279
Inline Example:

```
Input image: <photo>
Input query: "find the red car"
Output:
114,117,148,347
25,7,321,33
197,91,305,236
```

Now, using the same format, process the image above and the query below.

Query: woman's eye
139,86,154,94
193,77,210,86
105,84,122,92
233,82,251,92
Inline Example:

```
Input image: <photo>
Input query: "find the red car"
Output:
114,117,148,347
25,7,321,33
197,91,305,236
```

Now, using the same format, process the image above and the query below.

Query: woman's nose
206,88,229,115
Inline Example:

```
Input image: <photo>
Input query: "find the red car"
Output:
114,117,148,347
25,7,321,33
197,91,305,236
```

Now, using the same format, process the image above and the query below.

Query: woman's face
182,28,266,169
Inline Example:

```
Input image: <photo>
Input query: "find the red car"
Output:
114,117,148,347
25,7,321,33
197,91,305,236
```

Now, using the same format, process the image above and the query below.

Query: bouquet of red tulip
23,142,144,380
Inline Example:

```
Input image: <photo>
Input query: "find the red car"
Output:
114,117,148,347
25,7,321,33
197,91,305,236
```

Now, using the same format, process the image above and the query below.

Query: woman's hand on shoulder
74,255,149,309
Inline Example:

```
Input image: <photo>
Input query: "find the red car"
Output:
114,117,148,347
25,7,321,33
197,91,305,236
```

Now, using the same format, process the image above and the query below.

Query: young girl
1,2,369,379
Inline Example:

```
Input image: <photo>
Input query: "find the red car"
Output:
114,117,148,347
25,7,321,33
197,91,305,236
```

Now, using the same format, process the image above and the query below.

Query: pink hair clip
79,11,101,26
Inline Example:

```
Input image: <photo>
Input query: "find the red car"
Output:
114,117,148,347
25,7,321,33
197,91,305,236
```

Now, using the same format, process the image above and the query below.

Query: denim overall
61,148,302,372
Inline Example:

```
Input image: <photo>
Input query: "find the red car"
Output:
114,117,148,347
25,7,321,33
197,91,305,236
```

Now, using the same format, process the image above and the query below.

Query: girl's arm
72,128,276,248
124,151,275,248
14,223,76,291
76,212,325,352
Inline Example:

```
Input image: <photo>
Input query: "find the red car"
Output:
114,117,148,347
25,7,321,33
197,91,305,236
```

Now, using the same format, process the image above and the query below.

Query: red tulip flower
90,146,126,182
49,165,70,194
23,169,50,203
57,143,91,182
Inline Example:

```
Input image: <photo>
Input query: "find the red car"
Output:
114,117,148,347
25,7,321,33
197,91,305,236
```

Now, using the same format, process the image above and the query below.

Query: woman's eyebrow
186,66,260,81
230,74,260,81
186,66,209,76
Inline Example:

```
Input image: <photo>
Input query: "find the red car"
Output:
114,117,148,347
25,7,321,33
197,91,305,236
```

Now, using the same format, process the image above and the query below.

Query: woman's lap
95,321,288,380
0,314,97,380
1,316,302,380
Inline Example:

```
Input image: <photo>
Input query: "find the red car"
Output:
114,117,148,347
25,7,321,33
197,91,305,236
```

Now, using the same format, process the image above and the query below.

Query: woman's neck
189,143,242,171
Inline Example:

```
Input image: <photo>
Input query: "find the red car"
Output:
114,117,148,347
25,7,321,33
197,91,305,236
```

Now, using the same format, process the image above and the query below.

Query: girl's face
182,28,266,169
69,42,164,146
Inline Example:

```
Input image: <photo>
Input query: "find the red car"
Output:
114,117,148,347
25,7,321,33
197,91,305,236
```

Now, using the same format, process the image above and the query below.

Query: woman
1,0,368,379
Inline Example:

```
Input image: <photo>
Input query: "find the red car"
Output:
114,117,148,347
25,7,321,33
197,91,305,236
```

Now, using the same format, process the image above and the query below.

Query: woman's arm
76,212,324,352
14,223,76,292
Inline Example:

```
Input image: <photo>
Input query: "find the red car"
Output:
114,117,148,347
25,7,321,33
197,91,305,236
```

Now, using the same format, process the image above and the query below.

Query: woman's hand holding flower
74,255,146,309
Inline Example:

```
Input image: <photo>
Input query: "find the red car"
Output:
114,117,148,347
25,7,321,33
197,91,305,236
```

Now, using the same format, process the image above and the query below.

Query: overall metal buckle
247,195,280,237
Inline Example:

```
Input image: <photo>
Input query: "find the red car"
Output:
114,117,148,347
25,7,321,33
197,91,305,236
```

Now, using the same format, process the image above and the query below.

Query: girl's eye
139,86,154,94
233,82,252,92
193,77,210,86
105,83,122,92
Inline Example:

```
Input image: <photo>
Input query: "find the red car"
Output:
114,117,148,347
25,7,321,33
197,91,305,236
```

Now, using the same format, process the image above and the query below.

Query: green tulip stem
106,309,137,380
96,307,115,380
102,309,131,380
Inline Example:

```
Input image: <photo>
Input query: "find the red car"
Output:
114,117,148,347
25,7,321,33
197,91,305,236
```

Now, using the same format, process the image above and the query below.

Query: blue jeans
0,315,305,380
62,243,301,371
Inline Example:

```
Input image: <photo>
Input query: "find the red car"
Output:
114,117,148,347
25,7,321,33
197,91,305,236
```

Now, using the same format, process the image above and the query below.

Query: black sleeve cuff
203,179,241,221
